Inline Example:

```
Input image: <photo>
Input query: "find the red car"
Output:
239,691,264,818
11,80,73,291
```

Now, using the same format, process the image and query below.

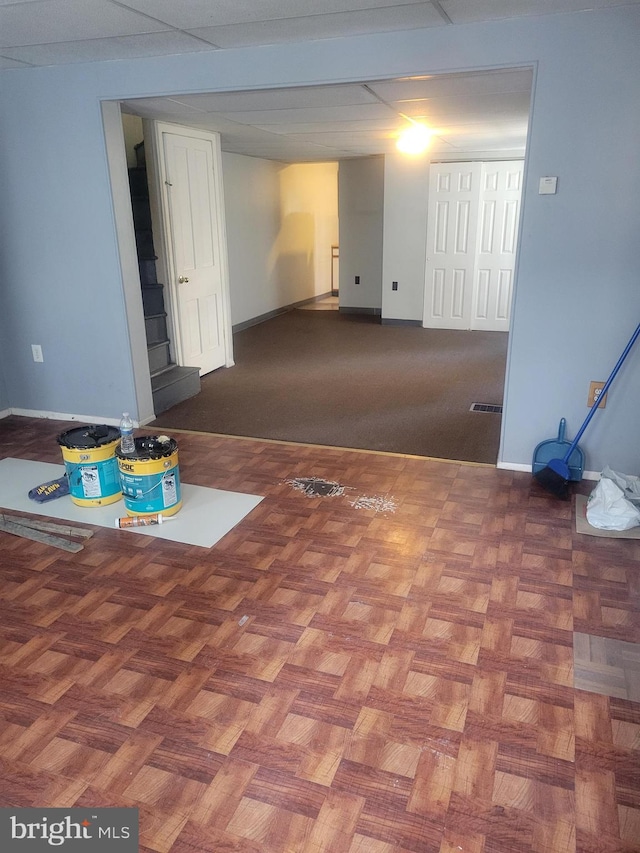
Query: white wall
278,162,338,302
1,7,639,472
338,157,385,311
222,154,338,327
221,153,282,326
382,154,430,322
121,113,144,169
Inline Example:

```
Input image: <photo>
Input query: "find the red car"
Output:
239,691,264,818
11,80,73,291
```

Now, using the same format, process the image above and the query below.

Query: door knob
178,275,189,283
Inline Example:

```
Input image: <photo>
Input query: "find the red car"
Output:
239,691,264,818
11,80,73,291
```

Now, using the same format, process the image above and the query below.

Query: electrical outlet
31,344,44,363
392,281,398,291
588,380,607,408
355,275,360,284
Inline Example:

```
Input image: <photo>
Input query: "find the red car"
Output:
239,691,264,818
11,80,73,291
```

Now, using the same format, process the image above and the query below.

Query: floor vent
470,402,503,414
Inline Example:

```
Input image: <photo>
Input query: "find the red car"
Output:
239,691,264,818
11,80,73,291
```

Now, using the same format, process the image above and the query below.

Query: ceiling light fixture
396,121,432,155
362,83,432,156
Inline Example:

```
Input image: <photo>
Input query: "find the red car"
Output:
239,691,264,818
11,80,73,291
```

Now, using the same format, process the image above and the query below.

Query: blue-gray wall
0,7,639,472
338,157,384,311
0,358,9,412
0,293,8,411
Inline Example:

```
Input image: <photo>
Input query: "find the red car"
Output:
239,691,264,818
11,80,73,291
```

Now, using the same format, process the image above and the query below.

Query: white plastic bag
600,465,640,506
586,473,640,531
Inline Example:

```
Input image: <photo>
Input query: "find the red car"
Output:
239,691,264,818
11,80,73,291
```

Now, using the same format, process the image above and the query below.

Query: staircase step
151,365,201,414
135,229,156,260
129,163,195,415
128,166,149,198
147,340,171,375
145,313,168,346
139,258,158,286
132,197,153,232
135,141,146,169
142,283,165,315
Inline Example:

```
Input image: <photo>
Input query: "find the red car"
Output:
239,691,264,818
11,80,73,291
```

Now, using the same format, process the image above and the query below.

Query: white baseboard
0,411,605,481
497,460,600,481
8,408,135,427
497,461,530,473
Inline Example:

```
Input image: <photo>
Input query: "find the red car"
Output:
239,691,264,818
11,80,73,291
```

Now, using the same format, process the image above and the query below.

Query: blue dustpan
532,418,584,482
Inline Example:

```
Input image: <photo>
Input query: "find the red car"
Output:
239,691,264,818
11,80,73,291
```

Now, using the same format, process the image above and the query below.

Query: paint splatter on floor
350,494,398,514
285,477,346,498
285,477,397,513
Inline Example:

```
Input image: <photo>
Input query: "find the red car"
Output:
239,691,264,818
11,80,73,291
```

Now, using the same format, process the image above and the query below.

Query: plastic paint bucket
116,436,182,517
57,425,122,507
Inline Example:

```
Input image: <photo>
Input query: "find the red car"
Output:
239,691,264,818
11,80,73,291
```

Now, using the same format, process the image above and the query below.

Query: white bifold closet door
423,161,523,332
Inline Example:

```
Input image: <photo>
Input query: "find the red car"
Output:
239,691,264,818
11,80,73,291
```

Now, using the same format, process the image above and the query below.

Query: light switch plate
539,176,558,195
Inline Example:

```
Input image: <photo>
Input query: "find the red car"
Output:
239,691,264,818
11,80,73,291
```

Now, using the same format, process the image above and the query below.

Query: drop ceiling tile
177,116,275,137
295,128,394,139
0,0,169,47
120,72,533,163
119,0,429,28
428,144,458,156
439,129,528,150
439,0,632,24
434,148,526,162
0,54,31,69
121,98,250,126
435,119,529,137
217,103,393,126
188,4,446,49
217,124,298,143
294,134,392,152
169,84,378,113
1,32,218,66
122,97,198,118
371,68,534,102
224,141,346,161
252,118,397,135
395,92,532,123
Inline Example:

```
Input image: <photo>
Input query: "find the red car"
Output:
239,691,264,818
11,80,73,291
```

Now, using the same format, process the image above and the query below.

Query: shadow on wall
269,212,316,303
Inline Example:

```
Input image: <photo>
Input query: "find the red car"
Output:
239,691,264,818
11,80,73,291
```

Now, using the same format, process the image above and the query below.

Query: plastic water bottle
119,412,135,455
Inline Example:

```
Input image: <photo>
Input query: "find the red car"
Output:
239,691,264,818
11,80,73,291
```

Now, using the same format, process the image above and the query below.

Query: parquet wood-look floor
574,634,640,702
0,415,639,852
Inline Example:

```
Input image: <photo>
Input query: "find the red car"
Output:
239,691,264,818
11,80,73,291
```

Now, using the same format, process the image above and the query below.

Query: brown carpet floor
151,310,508,464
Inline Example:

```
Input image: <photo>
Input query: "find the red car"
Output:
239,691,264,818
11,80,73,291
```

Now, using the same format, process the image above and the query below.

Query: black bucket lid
58,424,120,449
116,434,177,461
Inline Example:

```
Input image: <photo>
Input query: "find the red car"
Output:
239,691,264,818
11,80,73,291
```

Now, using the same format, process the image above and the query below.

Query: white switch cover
31,344,43,362
539,176,558,195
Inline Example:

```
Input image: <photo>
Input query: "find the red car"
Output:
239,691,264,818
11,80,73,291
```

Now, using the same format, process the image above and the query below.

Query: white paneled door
473,162,523,332
423,162,482,330
160,128,230,376
423,161,523,332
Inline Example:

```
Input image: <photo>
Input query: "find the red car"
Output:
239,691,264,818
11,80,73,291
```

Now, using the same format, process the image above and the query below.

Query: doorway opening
122,116,201,414
113,66,532,459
